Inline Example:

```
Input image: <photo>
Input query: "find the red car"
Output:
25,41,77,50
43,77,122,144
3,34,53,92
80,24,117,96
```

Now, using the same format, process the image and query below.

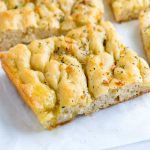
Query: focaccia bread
140,9,150,64
108,0,150,22
0,0,104,50
1,22,150,129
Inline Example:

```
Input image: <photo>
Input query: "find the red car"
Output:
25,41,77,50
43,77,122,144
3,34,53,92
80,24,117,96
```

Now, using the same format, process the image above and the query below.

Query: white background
0,1,150,150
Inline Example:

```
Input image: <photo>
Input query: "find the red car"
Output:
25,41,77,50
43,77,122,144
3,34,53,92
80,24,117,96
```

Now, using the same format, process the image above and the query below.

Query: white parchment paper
0,2,150,150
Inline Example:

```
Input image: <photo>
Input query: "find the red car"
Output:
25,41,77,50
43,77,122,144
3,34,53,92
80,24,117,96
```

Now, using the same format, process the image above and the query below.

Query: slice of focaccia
139,9,150,64
108,0,150,22
1,21,150,129
0,0,104,50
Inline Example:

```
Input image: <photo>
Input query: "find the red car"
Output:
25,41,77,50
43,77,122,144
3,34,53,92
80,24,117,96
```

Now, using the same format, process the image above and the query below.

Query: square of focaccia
1,21,150,129
139,9,150,64
108,0,150,22
0,0,104,50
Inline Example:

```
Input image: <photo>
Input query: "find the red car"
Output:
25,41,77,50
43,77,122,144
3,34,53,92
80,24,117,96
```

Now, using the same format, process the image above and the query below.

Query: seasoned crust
139,9,150,64
0,0,104,50
1,21,150,129
108,0,150,22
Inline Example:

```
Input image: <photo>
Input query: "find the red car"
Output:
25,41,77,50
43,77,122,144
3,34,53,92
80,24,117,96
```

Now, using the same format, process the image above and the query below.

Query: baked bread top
2,22,150,127
109,0,150,22
0,0,104,32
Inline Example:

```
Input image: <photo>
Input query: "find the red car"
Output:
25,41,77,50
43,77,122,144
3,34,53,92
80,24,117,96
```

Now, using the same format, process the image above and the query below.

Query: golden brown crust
0,52,7,59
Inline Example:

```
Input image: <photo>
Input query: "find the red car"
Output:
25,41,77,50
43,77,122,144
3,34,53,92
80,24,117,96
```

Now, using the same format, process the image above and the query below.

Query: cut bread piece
0,0,104,50
108,0,150,22
1,21,150,129
139,9,150,64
